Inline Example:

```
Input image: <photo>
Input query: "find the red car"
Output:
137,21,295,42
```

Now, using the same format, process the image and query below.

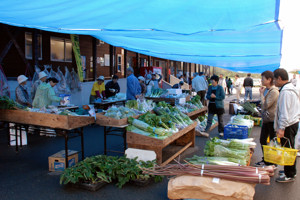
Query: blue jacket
127,74,141,100
206,85,225,108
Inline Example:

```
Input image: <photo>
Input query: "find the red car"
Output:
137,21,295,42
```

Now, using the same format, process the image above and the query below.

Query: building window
117,54,122,72
25,32,42,60
50,37,72,62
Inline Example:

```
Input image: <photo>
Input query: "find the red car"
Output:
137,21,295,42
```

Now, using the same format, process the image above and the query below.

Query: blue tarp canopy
0,0,282,73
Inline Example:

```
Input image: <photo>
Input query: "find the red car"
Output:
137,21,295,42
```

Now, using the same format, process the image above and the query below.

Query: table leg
64,131,69,168
80,127,84,160
7,122,10,146
15,124,18,152
104,126,107,155
19,125,23,148
123,127,126,152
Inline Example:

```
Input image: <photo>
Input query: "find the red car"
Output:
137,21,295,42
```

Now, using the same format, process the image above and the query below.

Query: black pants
260,122,276,165
281,122,299,178
227,87,231,94
197,90,206,106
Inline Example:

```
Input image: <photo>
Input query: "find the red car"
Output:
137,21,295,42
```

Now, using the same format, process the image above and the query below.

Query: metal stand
103,125,127,155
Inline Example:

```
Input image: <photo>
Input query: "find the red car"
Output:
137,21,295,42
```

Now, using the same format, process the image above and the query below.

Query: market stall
127,121,197,165
0,109,95,167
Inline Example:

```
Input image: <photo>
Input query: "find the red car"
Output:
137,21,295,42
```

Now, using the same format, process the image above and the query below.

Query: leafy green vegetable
0,96,25,110
60,155,162,188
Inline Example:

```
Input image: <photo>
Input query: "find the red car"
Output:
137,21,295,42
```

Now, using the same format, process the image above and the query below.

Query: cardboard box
48,150,78,172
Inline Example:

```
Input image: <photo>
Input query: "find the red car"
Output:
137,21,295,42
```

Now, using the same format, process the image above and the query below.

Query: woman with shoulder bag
255,71,279,167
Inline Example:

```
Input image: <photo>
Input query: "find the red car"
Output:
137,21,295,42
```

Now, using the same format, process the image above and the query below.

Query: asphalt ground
0,87,299,200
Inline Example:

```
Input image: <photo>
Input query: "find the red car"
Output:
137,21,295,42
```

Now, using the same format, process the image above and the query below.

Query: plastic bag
32,65,41,85
0,65,10,97
64,66,73,92
71,68,81,92
56,66,70,94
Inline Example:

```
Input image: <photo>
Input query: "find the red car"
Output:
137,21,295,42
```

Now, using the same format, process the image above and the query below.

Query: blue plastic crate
224,124,248,139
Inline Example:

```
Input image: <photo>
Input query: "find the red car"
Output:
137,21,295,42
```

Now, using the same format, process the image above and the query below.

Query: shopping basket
263,137,298,166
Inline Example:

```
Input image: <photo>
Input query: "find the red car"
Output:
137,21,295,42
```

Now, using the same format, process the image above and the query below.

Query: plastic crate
224,124,248,139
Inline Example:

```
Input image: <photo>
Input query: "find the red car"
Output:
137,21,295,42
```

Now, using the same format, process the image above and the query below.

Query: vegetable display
229,115,254,128
187,95,203,109
241,102,259,115
154,102,193,130
201,137,254,166
60,155,162,188
0,96,25,110
125,99,155,113
195,114,217,133
104,106,138,119
149,88,167,97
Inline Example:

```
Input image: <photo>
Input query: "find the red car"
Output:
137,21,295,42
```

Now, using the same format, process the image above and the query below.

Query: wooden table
127,122,197,166
93,99,126,110
0,109,95,168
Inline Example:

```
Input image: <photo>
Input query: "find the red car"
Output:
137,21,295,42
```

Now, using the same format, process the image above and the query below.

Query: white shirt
234,78,243,89
218,78,226,88
192,75,208,92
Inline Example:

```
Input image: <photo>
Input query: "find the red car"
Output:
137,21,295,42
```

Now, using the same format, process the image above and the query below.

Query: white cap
39,71,47,79
17,75,28,84
97,76,105,80
138,76,145,81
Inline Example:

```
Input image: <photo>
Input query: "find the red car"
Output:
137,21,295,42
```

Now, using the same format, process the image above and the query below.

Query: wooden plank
0,109,94,130
161,142,193,167
127,122,197,147
187,106,207,120
95,112,141,126
208,122,218,132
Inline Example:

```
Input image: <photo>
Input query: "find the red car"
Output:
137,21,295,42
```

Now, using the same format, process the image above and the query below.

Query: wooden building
0,23,209,81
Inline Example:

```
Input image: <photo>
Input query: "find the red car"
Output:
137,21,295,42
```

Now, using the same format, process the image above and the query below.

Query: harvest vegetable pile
127,101,194,139
195,114,218,133
104,106,138,119
175,95,204,114
191,137,256,166
125,99,155,113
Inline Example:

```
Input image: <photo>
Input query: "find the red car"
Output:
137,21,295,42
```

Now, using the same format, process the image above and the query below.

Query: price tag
212,178,220,184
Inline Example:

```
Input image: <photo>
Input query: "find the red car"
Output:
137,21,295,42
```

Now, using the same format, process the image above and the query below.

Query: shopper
226,78,232,95
90,76,106,103
201,75,225,137
126,67,141,100
234,74,242,102
290,74,298,87
273,68,300,183
105,75,120,98
152,73,162,89
138,76,146,94
32,77,63,108
218,74,227,93
192,72,208,106
15,75,32,107
243,73,254,101
31,71,48,100
145,74,154,96
172,81,184,89
255,71,279,167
